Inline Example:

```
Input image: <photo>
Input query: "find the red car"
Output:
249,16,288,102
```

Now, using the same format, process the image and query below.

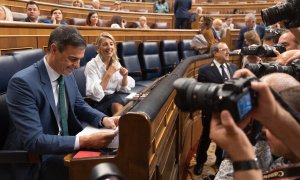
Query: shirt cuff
74,135,80,150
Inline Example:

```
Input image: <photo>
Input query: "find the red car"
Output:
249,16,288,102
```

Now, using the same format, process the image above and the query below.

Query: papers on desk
125,92,148,100
77,125,119,149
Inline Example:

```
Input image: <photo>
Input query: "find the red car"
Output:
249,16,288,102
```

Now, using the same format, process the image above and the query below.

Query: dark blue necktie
58,75,69,136
220,64,229,82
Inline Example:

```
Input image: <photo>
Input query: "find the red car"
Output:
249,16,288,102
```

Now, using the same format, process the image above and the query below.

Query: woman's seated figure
86,11,99,27
85,32,135,116
72,0,84,7
44,8,68,25
110,15,126,28
155,0,169,13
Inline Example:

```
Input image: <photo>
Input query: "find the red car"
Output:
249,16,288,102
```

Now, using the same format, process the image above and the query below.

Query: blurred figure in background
222,15,234,30
0,5,13,21
137,16,150,29
110,15,126,28
44,8,68,25
86,11,99,27
155,0,169,13
72,0,84,7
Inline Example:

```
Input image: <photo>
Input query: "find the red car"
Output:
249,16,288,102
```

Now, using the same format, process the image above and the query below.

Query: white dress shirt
213,59,231,79
44,57,80,149
85,54,135,102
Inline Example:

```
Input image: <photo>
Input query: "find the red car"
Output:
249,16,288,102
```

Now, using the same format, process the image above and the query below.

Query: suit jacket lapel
64,76,75,109
210,61,223,83
37,60,59,121
225,63,234,78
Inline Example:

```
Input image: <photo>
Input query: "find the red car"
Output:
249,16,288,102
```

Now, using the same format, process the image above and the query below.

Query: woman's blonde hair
244,30,261,45
72,0,84,7
0,6,13,21
96,32,119,62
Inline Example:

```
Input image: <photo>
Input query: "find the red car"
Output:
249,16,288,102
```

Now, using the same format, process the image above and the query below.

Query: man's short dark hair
26,1,39,9
48,26,86,52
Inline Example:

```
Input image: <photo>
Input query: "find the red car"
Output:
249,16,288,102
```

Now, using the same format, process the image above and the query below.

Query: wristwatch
233,158,260,171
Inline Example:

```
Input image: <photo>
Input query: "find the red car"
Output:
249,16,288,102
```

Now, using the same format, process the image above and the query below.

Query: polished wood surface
64,54,241,180
0,21,198,55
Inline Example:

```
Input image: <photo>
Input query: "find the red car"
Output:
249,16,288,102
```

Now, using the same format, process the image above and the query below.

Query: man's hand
102,116,120,129
79,131,115,149
210,110,255,161
233,68,256,79
276,50,300,65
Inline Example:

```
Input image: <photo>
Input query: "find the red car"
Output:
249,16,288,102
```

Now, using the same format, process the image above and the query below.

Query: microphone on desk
90,162,124,180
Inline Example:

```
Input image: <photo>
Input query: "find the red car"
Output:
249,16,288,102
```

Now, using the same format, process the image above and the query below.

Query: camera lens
241,46,259,56
173,78,220,112
261,1,295,26
244,63,264,77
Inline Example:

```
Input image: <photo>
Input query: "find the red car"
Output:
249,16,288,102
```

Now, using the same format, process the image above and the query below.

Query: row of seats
0,39,197,148
0,49,45,149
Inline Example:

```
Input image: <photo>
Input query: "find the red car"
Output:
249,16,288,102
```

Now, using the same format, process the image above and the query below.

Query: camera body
241,44,286,57
261,0,300,28
245,59,300,80
173,77,257,122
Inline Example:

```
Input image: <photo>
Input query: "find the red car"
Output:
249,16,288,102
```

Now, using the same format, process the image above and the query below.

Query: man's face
278,32,299,51
226,18,232,26
245,16,255,29
26,4,40,21
51,44,84,75
214,43,230,63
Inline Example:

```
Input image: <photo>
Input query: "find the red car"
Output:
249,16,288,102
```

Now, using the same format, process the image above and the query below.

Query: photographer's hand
210,111,255,161
276,50,300,65
250,81,300,158
210,111,262,180
233,69,256,79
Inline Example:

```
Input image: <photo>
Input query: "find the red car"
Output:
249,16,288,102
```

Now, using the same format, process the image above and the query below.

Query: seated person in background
232,8,240,14
155,0,169,13
241,30,262,67
91,0,101,9
86,11,99,27
212,18,226,40
222,15,234,30
0,5,13,21
110,15,126,28
214,72,300,180
72,0,84,7
24,1,41,23
2,26,119,180
85,32,135,116
44,8,68,25
192,16,216,54
112,1,122,11
137,16,150,29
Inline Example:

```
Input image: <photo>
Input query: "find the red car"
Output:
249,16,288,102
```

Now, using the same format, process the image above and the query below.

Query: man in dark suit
24,1,43,23
237,13,265,49
194,42,238,175
174,0,192,29
3,26,119,180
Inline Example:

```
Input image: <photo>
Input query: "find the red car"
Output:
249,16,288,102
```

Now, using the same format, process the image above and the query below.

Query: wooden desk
222,29,240,51
0,21,198,55
64,54,241,180
192,2,275,14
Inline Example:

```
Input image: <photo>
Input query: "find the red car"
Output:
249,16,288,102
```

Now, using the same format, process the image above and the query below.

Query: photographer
215,72,300,179
194,42,238,175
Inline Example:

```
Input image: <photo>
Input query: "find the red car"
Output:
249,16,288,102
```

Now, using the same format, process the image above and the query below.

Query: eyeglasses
218,48,230,52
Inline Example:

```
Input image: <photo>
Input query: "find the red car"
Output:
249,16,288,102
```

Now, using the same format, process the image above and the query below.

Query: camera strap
270,88,300,124
263,163,300,179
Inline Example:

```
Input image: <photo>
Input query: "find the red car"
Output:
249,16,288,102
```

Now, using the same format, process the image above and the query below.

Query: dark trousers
175,18,189,29
195,114,223,167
